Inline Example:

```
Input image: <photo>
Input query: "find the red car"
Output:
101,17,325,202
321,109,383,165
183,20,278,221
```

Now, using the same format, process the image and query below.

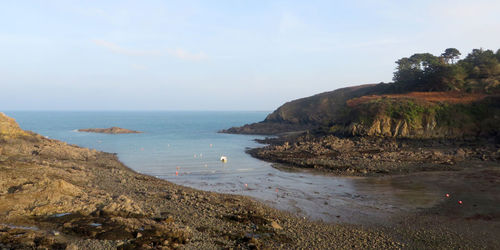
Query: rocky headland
219,48,500,248
226,84,500,177
78,127,142,134
224,48,500,176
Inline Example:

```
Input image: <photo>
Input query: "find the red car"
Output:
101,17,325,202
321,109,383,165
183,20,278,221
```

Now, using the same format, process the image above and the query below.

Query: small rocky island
78,127,142,134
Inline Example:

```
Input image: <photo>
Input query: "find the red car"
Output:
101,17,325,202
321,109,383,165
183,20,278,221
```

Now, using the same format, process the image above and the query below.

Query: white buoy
220,156,228,163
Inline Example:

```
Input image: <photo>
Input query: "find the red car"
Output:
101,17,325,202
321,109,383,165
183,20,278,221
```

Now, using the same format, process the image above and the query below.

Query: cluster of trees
391,48,500,93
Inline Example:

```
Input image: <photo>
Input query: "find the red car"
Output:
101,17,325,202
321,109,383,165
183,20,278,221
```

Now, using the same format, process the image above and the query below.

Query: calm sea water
7,111,269,176
5,111,440,224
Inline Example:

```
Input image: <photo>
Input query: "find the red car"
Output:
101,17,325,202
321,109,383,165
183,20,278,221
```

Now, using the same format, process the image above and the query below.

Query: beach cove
1,111,498,248
3,111,458,224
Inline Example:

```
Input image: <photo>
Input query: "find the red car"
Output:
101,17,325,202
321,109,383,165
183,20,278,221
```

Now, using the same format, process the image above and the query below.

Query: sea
5,111,440,224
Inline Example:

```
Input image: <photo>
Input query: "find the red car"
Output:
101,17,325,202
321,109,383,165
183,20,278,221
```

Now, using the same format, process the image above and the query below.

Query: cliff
224,47,500,138
222,83,388,135
263,84,385,124
223,85,500,139
333,93,500,138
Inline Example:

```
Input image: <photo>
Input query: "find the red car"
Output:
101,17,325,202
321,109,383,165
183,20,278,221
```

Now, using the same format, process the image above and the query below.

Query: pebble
271,221,283,230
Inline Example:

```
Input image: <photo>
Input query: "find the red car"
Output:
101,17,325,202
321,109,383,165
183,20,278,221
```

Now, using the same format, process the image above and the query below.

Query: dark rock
77,127,142,134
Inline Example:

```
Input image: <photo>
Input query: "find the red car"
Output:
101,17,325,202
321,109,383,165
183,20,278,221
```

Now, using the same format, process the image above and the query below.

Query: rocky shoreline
248,133,500,176
1,112,500,249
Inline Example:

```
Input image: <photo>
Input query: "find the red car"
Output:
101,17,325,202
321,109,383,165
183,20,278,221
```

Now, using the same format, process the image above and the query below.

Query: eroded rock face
346,117,439,138
344,116,476,139
78,127,142,134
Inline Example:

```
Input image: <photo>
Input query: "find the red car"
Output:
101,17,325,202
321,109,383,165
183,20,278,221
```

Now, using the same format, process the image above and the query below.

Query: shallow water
6,111,442,224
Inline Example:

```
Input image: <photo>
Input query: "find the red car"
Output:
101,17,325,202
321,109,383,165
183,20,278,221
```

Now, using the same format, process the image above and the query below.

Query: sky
1,0,500,111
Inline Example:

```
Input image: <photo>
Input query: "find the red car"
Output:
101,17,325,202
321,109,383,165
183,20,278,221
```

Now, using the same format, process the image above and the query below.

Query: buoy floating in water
244,183,248,188
220,156,228,163
458,200,463,205
175,171,178,176
445,193,450,198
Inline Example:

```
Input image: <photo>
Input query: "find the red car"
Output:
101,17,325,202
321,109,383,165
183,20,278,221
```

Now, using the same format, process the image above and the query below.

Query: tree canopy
441,48,461,64
391,48,500,93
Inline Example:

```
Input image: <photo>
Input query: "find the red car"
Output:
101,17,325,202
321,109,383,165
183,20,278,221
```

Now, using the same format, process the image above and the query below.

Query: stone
271,221,283,230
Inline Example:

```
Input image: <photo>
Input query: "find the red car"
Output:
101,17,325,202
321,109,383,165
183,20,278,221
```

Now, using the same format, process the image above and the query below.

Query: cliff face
333,95,500,138
344,116,460,138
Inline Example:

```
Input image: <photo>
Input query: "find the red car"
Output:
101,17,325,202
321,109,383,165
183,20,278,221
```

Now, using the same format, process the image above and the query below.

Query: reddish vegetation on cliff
346,92,491,107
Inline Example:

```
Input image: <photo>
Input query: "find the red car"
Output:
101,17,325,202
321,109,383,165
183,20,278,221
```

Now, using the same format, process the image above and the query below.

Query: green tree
441,48,461,64
461,48,499,78
393,57,422,91
392,47,500,93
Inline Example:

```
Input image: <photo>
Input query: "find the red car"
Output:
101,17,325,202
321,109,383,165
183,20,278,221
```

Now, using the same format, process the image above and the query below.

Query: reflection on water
159,161,441,225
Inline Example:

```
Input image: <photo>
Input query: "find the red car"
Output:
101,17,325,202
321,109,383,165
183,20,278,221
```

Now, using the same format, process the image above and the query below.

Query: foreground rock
78,127,142,134
0,112,27,137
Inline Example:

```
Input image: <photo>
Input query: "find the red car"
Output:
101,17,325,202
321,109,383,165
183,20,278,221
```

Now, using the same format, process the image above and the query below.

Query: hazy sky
2,0,500,111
